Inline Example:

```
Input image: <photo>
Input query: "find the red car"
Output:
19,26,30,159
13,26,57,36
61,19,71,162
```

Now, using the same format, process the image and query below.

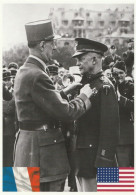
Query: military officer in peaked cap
72,38,120,191
13,19,94,191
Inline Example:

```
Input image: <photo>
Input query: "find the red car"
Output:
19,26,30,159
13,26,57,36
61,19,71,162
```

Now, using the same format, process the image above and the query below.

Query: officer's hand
80,84,96,98
63,82,82,95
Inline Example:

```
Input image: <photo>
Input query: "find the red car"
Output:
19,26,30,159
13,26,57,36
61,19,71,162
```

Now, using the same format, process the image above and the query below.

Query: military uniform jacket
14,56,91,182
118,80,134,145
74,71,120,178
102,54,121,70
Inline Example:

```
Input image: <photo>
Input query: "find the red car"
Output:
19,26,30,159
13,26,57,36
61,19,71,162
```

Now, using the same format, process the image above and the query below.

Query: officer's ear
39,41,46,52
92,57,96,65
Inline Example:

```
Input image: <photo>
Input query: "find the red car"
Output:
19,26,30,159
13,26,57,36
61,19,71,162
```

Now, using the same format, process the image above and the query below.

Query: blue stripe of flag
3,167,17,191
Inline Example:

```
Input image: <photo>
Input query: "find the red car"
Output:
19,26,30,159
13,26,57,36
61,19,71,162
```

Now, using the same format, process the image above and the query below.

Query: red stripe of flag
27,167,40,192
119,181,134,183
97,189,134,192
119,176,134,178
119,172,134,174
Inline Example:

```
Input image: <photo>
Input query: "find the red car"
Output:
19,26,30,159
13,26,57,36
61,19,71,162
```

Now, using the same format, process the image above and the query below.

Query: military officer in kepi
72,38,120,192
13,19,94,191
112,61,134,167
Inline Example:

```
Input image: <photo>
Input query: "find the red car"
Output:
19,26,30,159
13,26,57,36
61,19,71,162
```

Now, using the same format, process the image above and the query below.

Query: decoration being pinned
103,85,111,95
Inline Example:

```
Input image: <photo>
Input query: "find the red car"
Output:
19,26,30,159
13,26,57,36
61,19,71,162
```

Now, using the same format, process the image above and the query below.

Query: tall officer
113,61,134,167
13,19,93,191
72,38,120,192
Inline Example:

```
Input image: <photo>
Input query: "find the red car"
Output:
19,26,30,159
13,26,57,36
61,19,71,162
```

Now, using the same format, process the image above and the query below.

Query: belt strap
19,121,48,131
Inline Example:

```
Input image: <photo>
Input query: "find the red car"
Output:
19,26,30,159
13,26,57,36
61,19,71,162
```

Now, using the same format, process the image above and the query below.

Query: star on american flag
97,167,134,192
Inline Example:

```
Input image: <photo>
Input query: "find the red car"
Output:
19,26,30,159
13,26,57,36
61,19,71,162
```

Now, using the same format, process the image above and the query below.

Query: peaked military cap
8,62,19,70
48,65,59,75
3,70,11,80
25,19,60,43
114,61,126,72
10,68,17,77
72,38,108,58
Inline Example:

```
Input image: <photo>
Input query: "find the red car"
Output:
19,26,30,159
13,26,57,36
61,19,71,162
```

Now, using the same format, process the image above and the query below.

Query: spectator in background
112,61,134,167
3,69,17,167
122,38,134,77
102,45,121,70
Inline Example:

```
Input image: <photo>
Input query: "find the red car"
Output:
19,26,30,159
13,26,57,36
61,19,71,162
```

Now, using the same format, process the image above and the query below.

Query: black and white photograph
1,0,135,192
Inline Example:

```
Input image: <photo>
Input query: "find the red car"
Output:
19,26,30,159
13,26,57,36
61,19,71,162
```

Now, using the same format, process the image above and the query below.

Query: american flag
97,167,134,192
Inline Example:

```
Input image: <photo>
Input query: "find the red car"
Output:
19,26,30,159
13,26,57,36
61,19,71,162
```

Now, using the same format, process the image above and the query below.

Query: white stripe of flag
13,167,32,192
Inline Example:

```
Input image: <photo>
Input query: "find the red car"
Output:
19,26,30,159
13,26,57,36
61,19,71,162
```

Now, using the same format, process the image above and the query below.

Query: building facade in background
49,6,134,47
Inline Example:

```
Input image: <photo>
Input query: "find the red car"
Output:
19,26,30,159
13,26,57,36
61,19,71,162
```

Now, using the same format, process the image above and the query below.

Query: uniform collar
81,70,103,84
27,55,49,75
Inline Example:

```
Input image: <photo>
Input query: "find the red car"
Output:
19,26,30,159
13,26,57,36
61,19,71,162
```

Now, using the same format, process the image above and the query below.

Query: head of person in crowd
112,61,126,84
48,64,59,84
109,45,117,56
127,38,134,51
3,69,12,89
25,19,60,64
104,68,112,79
72,38,108,75
58,67,65,78
62,74,75,87
8,62,19,85
8,62,19,70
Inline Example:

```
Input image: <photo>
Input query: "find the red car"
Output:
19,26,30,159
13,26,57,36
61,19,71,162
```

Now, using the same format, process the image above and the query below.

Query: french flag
3,167,40,192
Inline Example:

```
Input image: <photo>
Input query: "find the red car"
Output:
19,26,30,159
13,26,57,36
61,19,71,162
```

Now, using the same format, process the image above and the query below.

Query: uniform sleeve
31,74,91,122
95,85,120,167
119,95,134,112
119,82,134,112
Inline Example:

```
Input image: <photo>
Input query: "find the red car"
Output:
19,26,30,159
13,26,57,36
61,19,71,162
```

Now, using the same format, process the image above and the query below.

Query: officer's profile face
41,40,57,61
113,67,126,83
76,53,95,75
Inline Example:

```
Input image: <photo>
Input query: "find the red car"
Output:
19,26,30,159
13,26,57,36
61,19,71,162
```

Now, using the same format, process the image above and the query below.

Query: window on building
78,20,84,26
86,12,90,17
62,20,68,26
111,21,116,26
87,21,92,26
99,21,104,27
98,12,101,17
74,30,77,37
